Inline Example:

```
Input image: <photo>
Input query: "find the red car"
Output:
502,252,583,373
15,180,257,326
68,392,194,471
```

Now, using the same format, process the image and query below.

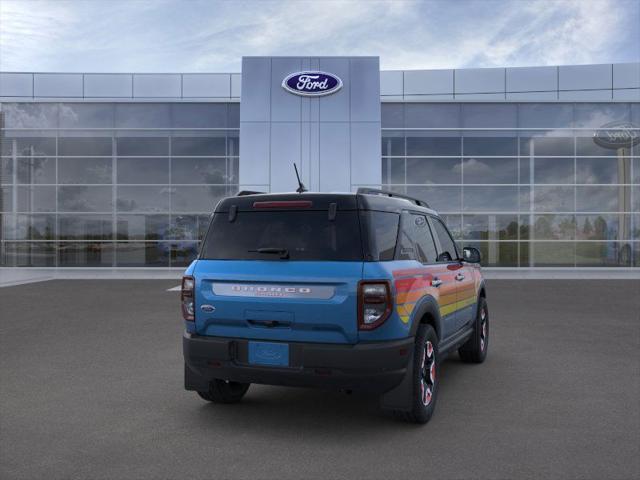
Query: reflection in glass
531,242,575,266
440,214,462,240
16,186,56,212
115,242,169,267
462,104,517,128
1,242,56,267
462,158,517,184
576,214,630,241
117,215,170,240
382,158,404,184
406,158,461,184
116,186,170,212
576,157,629,184
58,137,112,156
1,103,58,128
461,241,518,267
518,104,573,129
463,137,517,156
533,215,576,240
8,137,56,156
172,136,226,156
114,104,171,128
59,215,113,240
576,137,626,157
2,214,55,240
576,242,631,267
406,136,461,156
405,186,461,212
172,104,228,128
463,215,518,240
58,158,112,184
117,158,169,184
59,103,115,128
534,186,574,212
533,158,574,184
404,104,460,128
381,104,404,128
116,137,168,156
58,242,114,267
573,103,630,128
58,186,112,212
171,158,228,184
171,186,229,212
463,186,519,212
170,241,199,267
17,157,56,184
520,136,574,156
576,186,625,212
381,136,404,156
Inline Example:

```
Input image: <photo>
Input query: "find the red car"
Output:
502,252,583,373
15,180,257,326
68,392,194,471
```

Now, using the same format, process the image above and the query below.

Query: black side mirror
463,247,481,264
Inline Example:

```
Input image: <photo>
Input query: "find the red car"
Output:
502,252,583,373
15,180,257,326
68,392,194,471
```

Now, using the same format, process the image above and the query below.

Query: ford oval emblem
282,71,343,97
593,121,640,149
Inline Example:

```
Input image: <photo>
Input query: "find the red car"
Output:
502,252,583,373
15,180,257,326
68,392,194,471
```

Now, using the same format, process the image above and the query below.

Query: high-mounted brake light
253,200,313,209
358,280,393,330
181,275,195,321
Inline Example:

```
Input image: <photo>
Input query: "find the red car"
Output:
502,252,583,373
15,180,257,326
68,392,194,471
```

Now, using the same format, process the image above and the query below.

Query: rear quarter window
360,211,399,261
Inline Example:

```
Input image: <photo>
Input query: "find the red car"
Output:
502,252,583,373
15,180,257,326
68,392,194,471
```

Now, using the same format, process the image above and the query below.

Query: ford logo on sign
593,121,640,149
282,71,343,97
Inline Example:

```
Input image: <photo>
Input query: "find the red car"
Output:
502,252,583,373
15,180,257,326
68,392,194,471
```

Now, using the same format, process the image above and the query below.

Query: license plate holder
248,341,289,367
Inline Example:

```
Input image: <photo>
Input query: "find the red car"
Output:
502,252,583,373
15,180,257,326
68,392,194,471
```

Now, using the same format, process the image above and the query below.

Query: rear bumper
183,332,414,394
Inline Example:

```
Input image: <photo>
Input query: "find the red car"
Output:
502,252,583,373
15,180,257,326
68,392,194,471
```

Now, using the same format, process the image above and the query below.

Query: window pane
520,136,574,156
440,214,462,240
171,158,228,184
116,137,168,156
406,158,461,184
576,186,627,212
59,157,112,184
1,158,12,182
461,241,518,267
463,158,518,184
2,103,58,128
381,104,404,128
576,214,631,241
115,242,170,267
531,242,575,266
116,186,170,212
381,135,404,156
166,214,207,240
114,104,171,128
1,186,12,211
462,104,517,128
171,186,227,212
171,136,226,156
406,136,461,156
382,157,405,184
170,242,199,267
59,103,114,128
518,104,573,129
576,157,629,184
576,242,632,267
462,215,518,240
361,211,399,261
10,137,56,156
58,186,112,212
16,157,56,184
171,104,228,128
533,215,576,240
405,104,460,128
116,158,169,184
463,186,520,212
1,242,56,267
59,214,113,240
16,186,56,212
534,186,574,212
430,217,458,261
574,104,630,128
58,242,114,266
58,137,112,156
405,186,461,212
117,214,169,240
463,137,517,156
633,158,640,184
576,136,624,156
533,158,574,184
2,214,55,240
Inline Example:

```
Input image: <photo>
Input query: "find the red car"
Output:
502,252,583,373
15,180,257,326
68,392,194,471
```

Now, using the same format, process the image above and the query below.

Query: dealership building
0,57,639,270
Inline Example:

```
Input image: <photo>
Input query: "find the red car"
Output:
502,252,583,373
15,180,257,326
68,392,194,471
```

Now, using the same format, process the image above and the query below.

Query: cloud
0,0,638,73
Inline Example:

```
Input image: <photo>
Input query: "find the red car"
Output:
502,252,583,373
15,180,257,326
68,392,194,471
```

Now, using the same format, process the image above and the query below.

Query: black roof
214,189,438,216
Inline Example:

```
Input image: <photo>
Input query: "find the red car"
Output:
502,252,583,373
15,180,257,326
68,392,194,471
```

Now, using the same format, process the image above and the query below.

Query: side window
396,212,438,263
361,211,400,261
430,217,458,262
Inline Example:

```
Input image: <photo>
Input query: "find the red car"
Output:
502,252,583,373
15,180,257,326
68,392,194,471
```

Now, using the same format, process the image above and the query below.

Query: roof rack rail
356,187,430,208
236,190,266,196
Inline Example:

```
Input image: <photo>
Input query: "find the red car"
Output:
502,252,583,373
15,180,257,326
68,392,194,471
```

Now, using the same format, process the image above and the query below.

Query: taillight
181,275,195,321
358,281,393,330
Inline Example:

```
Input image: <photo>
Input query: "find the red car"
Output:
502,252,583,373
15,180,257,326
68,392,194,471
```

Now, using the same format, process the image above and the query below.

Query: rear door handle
455,273,465,281
431,277,443,287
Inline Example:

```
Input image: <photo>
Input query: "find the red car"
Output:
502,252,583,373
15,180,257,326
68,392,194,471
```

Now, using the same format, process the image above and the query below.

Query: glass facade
0,102,239,267
382,103,640,267
1,100,638,268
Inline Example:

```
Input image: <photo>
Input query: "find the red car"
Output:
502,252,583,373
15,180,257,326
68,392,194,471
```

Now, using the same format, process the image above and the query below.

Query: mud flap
379,355,414,412
184,363,210,392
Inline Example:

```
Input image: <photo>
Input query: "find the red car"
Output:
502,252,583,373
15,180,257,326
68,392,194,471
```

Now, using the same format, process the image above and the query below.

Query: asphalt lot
1,279,639,480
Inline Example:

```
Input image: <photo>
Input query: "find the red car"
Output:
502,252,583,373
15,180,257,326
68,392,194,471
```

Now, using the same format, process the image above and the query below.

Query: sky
0,0,638,73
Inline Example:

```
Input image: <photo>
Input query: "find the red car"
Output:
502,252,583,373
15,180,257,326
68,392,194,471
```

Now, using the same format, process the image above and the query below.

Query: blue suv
182,188,488,423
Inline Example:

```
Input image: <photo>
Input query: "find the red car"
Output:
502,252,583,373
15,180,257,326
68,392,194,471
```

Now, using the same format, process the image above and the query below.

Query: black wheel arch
409,295,443,340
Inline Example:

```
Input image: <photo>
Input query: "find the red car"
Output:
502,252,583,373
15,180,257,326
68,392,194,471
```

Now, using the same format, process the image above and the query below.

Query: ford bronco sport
182,188,488,423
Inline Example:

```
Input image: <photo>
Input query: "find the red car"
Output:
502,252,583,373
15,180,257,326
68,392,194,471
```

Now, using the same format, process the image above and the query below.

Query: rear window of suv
201,211,364,261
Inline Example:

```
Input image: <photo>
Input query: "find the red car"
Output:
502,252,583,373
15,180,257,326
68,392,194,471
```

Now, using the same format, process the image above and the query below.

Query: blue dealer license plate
248,341,289,367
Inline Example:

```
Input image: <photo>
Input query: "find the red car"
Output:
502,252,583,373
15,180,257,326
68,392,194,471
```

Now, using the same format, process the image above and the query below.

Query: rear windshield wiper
248,247,290,260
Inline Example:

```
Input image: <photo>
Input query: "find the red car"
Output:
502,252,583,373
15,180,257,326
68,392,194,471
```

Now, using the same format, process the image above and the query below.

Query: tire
393,324,439,424
459,297,489,364
197,379,250,404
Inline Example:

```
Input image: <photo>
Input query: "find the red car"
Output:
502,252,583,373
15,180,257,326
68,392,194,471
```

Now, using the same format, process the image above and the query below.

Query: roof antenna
293,163,307,193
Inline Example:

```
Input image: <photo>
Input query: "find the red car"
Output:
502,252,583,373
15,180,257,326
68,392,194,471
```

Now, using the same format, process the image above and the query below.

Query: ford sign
593,121,640,149
282,71,343,97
